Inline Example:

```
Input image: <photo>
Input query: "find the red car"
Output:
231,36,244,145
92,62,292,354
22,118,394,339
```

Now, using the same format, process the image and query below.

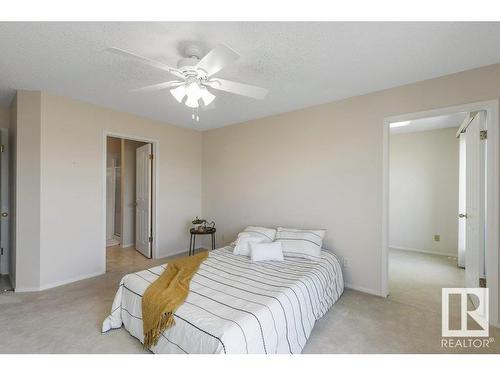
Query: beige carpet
388,249,464,313
0,247,498,353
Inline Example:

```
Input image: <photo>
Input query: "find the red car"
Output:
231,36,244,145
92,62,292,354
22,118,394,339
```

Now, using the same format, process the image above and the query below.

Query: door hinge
0,248,3,256
148,236,153,243
0,145,4,153
148,154,154,160
479,277,487,288
480,130,487,140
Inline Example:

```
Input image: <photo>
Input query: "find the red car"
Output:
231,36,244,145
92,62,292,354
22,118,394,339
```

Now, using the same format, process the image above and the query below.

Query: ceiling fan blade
130,81,184,93
196,44,240,77
107,47,184,79
206,78,268,100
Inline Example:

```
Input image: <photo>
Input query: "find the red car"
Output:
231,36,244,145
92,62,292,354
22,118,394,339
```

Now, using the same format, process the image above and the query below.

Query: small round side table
189,227,216,256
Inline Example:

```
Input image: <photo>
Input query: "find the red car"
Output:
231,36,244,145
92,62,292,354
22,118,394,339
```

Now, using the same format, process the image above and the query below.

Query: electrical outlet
434,234,441,242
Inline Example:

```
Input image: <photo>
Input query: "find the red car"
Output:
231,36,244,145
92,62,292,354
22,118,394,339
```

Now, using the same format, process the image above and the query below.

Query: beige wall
389,128,459,256
9,91,202,290
202,63,500,295
9,63,500,302
14,91,42,291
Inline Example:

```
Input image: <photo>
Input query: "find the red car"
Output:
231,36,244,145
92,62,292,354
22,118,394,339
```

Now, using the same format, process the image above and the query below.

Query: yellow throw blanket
142,251,209,348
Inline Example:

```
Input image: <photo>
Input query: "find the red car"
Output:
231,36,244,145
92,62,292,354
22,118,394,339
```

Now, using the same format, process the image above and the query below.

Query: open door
135,143,152,258
457,132,466,268
463,111,486,290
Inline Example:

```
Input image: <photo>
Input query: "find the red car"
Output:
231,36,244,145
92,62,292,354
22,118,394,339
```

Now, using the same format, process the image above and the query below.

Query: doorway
382,100,499,327
387,112,466,310
105,134,156,271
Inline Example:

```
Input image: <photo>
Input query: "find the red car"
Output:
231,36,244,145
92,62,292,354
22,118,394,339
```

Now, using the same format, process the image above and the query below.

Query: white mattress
102,246,344,354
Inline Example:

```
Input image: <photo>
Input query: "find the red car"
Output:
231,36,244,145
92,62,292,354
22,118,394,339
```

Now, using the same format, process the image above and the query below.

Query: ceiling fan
107,44,269,118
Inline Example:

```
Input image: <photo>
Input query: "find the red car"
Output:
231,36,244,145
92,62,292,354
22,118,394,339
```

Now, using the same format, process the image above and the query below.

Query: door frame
0,128,9,276
381,99,499,328
102,131,159,264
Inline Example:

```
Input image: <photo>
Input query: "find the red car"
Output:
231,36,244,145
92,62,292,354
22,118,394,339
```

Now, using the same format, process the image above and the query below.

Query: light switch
434,234,441,242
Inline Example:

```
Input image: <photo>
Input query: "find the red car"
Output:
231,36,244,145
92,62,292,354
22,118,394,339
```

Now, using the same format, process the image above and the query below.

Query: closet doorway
105,135,156,268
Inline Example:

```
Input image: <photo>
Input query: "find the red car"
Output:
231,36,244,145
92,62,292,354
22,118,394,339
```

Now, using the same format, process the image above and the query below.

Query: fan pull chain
192,109,200,122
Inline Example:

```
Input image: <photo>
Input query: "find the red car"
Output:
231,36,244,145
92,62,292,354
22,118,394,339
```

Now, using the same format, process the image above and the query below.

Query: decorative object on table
189,217,216,255
191,216,216,233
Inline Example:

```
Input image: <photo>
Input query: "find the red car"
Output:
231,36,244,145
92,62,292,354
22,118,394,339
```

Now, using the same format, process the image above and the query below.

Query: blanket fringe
143,312,175,348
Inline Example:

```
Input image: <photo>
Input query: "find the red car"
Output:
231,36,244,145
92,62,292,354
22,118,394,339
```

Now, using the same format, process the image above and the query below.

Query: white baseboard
15,270,105,292
39,271,105,291
156,247,190,259
345,283,386,297
14,286,40,292
390,245,456,257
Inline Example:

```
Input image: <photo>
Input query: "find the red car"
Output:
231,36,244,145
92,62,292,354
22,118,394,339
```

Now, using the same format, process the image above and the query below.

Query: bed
102,245,344,354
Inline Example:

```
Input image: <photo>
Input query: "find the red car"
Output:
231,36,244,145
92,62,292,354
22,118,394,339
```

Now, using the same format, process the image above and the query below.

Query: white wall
10,91,202,291
202,62,500,296
389,127,459,256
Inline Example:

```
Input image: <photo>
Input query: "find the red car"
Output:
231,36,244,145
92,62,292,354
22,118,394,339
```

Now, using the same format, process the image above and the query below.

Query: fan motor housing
177,56,200,70
177,45,206,76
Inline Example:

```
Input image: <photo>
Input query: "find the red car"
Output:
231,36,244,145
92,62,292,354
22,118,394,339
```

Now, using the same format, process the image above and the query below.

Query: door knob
1,212,8,217
458,213,467,218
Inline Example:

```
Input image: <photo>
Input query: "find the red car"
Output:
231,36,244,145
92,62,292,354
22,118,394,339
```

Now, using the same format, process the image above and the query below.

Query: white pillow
250,242,284,262
233,233,266,256
275,227,326,260
241,226,277,242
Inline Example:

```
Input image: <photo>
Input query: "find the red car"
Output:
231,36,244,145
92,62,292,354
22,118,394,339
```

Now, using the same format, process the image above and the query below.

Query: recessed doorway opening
382,100,499,327
104,133,158,272
387,112,466,311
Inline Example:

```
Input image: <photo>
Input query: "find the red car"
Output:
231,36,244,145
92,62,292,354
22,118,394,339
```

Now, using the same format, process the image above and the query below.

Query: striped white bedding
102,246,344,354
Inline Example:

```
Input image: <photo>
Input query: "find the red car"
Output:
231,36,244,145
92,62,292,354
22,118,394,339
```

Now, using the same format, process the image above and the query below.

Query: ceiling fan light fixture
108,44,268,116
185,81,203,100
170,85,186,103
185,95,200,108
200,86,216,106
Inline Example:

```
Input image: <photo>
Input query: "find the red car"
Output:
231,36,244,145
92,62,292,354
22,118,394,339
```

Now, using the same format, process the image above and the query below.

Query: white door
135,143,152,258
464,111,486,289
0,128,9,276
457,133,466,268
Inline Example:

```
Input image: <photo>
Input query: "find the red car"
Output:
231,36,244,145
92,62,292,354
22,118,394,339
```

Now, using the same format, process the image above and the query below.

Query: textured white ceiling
1,22,500,130
390,112,467,134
